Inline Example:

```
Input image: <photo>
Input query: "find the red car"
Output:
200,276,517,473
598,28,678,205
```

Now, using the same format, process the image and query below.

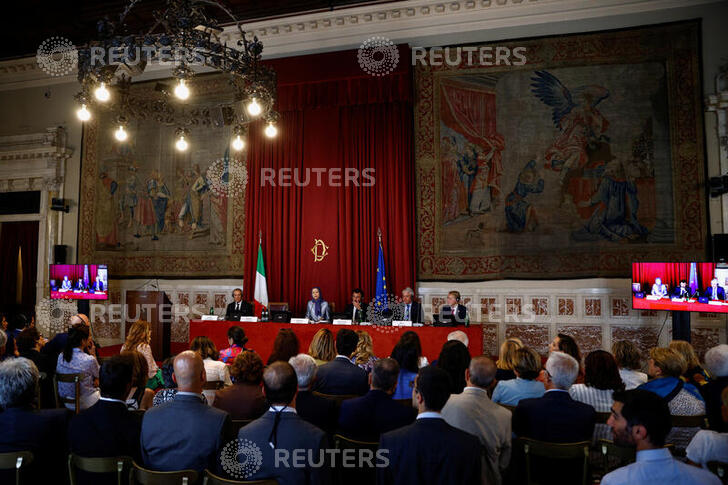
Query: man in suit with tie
671,279,695,299
441,290,468,325
225,288,253,321
288,353,338,433
378,365,481,484
140,351,234,473
313,329,369,396
238,361,331,485
343,288,368,323
705,278,726,301
400,287,423,324
338,357,417,441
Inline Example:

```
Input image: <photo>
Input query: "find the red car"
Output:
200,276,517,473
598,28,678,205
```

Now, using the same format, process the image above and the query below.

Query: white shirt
569,384,615,412
417,411,443,420
202,358,232,405
269,405,297,414
601,448,721,485
619,368,648,390
686,430,728,468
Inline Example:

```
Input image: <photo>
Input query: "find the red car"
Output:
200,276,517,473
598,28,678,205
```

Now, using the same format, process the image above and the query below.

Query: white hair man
447,330,469,348
400,287,423,323
288,353,337,432
700,344,728,431
706,278,726,301
0,329,6,358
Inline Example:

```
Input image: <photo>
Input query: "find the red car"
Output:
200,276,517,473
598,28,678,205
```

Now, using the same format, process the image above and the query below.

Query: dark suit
238,410,331,485
213,383,268,420
344,303,368,322
512,390,596,442
225,300,253,321
670,286,695,299
378,416,481,485
441,304,468,325
338,389,416,441
0,406,70,483
400,301,423,324
313,356,369,396
69,398,143,461
295,390,339,434
704,286,726,301
141,393,233,473
700,376,728,432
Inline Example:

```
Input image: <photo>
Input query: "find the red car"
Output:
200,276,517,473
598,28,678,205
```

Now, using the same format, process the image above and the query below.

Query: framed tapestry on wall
78,74,246,277
415,21,707,280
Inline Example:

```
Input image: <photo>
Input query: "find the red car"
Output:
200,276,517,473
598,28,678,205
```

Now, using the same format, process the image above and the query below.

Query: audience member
379,366,481,484
613,340,648,390
570,350,625,412
313,328,368,395
549,333,582,381
670,340,708,387
639,347,705,416
267,328,300,365
0,329,7,362
390,331,423,399
686,387,728,469
351,330,378,373
492,347,545,406
0,358,70,483
219,325,248,364
513,351,596,442
436,340,471,394
214,350,267,420
120,350,155,410
495,337,523,381
602,389,719,485
42,313,93,362
191,335,232,405
56,323,100,410
338,357,416,441
16,327,54,407
121,320,160,386
152,355,178,406
442,356,511,485
289,353,338,433
447,330,470,348
308,328,336,365
701,344,728,431
238,361,330,485
140,351,233,473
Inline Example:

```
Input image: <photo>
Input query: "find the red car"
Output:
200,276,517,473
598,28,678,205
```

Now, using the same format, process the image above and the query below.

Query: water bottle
209,306,214,315
261,308,269,322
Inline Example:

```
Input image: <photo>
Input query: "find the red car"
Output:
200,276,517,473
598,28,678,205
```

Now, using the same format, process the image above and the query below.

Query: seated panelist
74,278,88,292
650,278,668,298
306,287,330,323
705,278,726,301
670,280,694,299
344,288,368,323
61,276,72,291
441,290,468,325
90,275,105,293
225,288,253,321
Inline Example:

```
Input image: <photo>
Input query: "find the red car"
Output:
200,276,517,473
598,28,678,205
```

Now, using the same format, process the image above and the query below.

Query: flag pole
259,229,262,246
377,227,382,245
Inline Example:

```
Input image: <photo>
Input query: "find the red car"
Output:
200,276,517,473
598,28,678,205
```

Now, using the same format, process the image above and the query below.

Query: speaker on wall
53,244,68,264
713,234,728,262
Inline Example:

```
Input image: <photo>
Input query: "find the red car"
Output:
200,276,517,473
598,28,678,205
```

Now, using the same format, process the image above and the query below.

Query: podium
125,291,172,359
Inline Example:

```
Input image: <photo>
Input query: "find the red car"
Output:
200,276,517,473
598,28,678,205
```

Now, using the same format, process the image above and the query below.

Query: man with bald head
141,351,233,474
441,356,511,485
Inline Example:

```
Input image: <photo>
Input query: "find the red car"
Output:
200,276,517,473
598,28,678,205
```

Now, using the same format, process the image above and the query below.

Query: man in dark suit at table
313,329,368,396
400,287,423,324
225,288,253,321
343,288,368,322
705,278,726,301
671,279,695,299
440,290,468,325
378,365,481,485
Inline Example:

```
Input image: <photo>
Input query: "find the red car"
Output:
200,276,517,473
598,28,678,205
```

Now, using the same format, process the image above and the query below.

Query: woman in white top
191,336,232,405
121,320,159,381
56,323,100,410
612,340,648,390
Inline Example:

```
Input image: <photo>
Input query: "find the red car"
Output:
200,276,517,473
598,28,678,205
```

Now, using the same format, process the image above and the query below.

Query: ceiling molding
0,0,719,91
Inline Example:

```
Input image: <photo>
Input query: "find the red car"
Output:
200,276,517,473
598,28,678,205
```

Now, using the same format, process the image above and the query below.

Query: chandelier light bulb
114,125,128,142
176,135,188,151
95,82,110,102
232,135,245,151
174,79,190,100
247,97,262,116
264,122,278,138
77,104,91,121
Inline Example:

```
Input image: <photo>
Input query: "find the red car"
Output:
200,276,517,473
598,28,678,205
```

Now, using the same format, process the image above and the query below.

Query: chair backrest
670,414,708,428
0,451,34,485
598,439,636,474
708,461,728,485
516,438,590,485
393,398,412,408
311,392,358,404
333,434,379,451
231,419,253,434
498,403,516,413
68,453,131,485
54,372,82,414
202,380,225,391
332,435,379,484
202,469,278,485
130,462,199,485
267,302,288,312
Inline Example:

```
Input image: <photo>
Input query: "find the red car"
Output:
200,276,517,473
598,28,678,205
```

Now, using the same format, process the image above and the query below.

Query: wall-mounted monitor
50,264,108,300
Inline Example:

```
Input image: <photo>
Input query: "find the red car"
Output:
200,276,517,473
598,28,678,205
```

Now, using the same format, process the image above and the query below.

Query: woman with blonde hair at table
308,328,335,366
305,287,330,323
495,337,523,381
121,320,162,389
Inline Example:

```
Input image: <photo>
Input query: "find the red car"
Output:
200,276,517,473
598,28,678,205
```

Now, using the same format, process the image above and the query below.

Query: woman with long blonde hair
121,320,160,386
352,330,378,373
496,337,523,381
308,328,335,365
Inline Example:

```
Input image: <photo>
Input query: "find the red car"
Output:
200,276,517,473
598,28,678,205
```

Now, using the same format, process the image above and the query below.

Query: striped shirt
568,384,615,412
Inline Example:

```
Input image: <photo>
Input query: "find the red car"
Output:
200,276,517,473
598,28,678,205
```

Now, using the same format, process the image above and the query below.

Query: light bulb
264,122,277,138
247,97,261,116
174,79,190,100
114,125,128,142
77,104,91,121
95,82,110,102
176,135,188,151
232,135,245,151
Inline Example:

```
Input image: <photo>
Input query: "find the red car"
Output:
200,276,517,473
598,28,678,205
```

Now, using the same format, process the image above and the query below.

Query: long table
189,320,483,363
632,295,728,313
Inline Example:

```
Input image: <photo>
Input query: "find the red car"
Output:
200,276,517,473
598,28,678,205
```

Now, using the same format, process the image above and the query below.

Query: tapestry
78,74,246,277
416,21,707,280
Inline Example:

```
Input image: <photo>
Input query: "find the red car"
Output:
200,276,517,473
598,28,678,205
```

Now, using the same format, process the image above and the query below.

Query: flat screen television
631,262,728,312
50,264,108,300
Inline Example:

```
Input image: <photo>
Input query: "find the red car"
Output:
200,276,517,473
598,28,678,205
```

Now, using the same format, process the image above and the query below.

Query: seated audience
43,313,94,362
492,347,545,406
68,354,143,465
352,330,378,373
701,344,728,431
670,340,708,388
447,330,470,348
570,350,625,412
120,350,155,410
238,361,331,485
140,351,233,473
0,329,7,362
214,350,267,420
289,353,338,433
602,389,720,485
56,323,100,410
613,340,648,390
267,328,300,365
152,356,177,406
121,320,160,386
639,347,705,416
549,333,583,381
338,357,417,441
219,325,248,364
442,356,511,485
191,335,232,405
378,366,481,484
436,340,471,394
16,327,54,407
513,351,596,442
495,337,523,382
390,331,424,400
308,328,335,366
313,328,368,395
686,387,728,469
0,358,70,483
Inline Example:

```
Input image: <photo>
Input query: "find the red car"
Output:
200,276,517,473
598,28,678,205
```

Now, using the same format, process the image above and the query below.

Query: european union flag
375,241,387,310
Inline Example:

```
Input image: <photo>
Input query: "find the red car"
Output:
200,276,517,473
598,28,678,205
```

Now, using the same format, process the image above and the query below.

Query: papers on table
392,320,413,327
240,316,258,322
290,318,309,324
201,315,219,321
333,319,352,325
645,295,663,301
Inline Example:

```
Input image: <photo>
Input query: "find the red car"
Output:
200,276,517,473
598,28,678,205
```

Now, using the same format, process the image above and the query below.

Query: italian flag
253,242,269,316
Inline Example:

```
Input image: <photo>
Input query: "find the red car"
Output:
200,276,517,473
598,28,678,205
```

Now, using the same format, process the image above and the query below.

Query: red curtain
50,265,100,284
244,47,415,314
0,221,39,306
632,262,716,292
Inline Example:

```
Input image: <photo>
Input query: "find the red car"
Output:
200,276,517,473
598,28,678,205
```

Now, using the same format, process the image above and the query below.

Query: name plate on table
333,319,352,325
359,322,372,326
290,318,309,324
708,300,726,305
645,295,663,301
240,316,258,322
671,298,687,302
392,320,413,327
201,315,219,321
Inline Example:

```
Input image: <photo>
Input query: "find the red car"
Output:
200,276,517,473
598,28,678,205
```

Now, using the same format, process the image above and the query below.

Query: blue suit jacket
704,286,726,300
337,389,416,442
140,393,232,473
69,399,142,461
512,390,596,442
313,356,368,396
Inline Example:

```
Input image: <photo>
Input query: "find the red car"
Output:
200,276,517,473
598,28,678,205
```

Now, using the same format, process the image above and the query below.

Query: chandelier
73,0,279,151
